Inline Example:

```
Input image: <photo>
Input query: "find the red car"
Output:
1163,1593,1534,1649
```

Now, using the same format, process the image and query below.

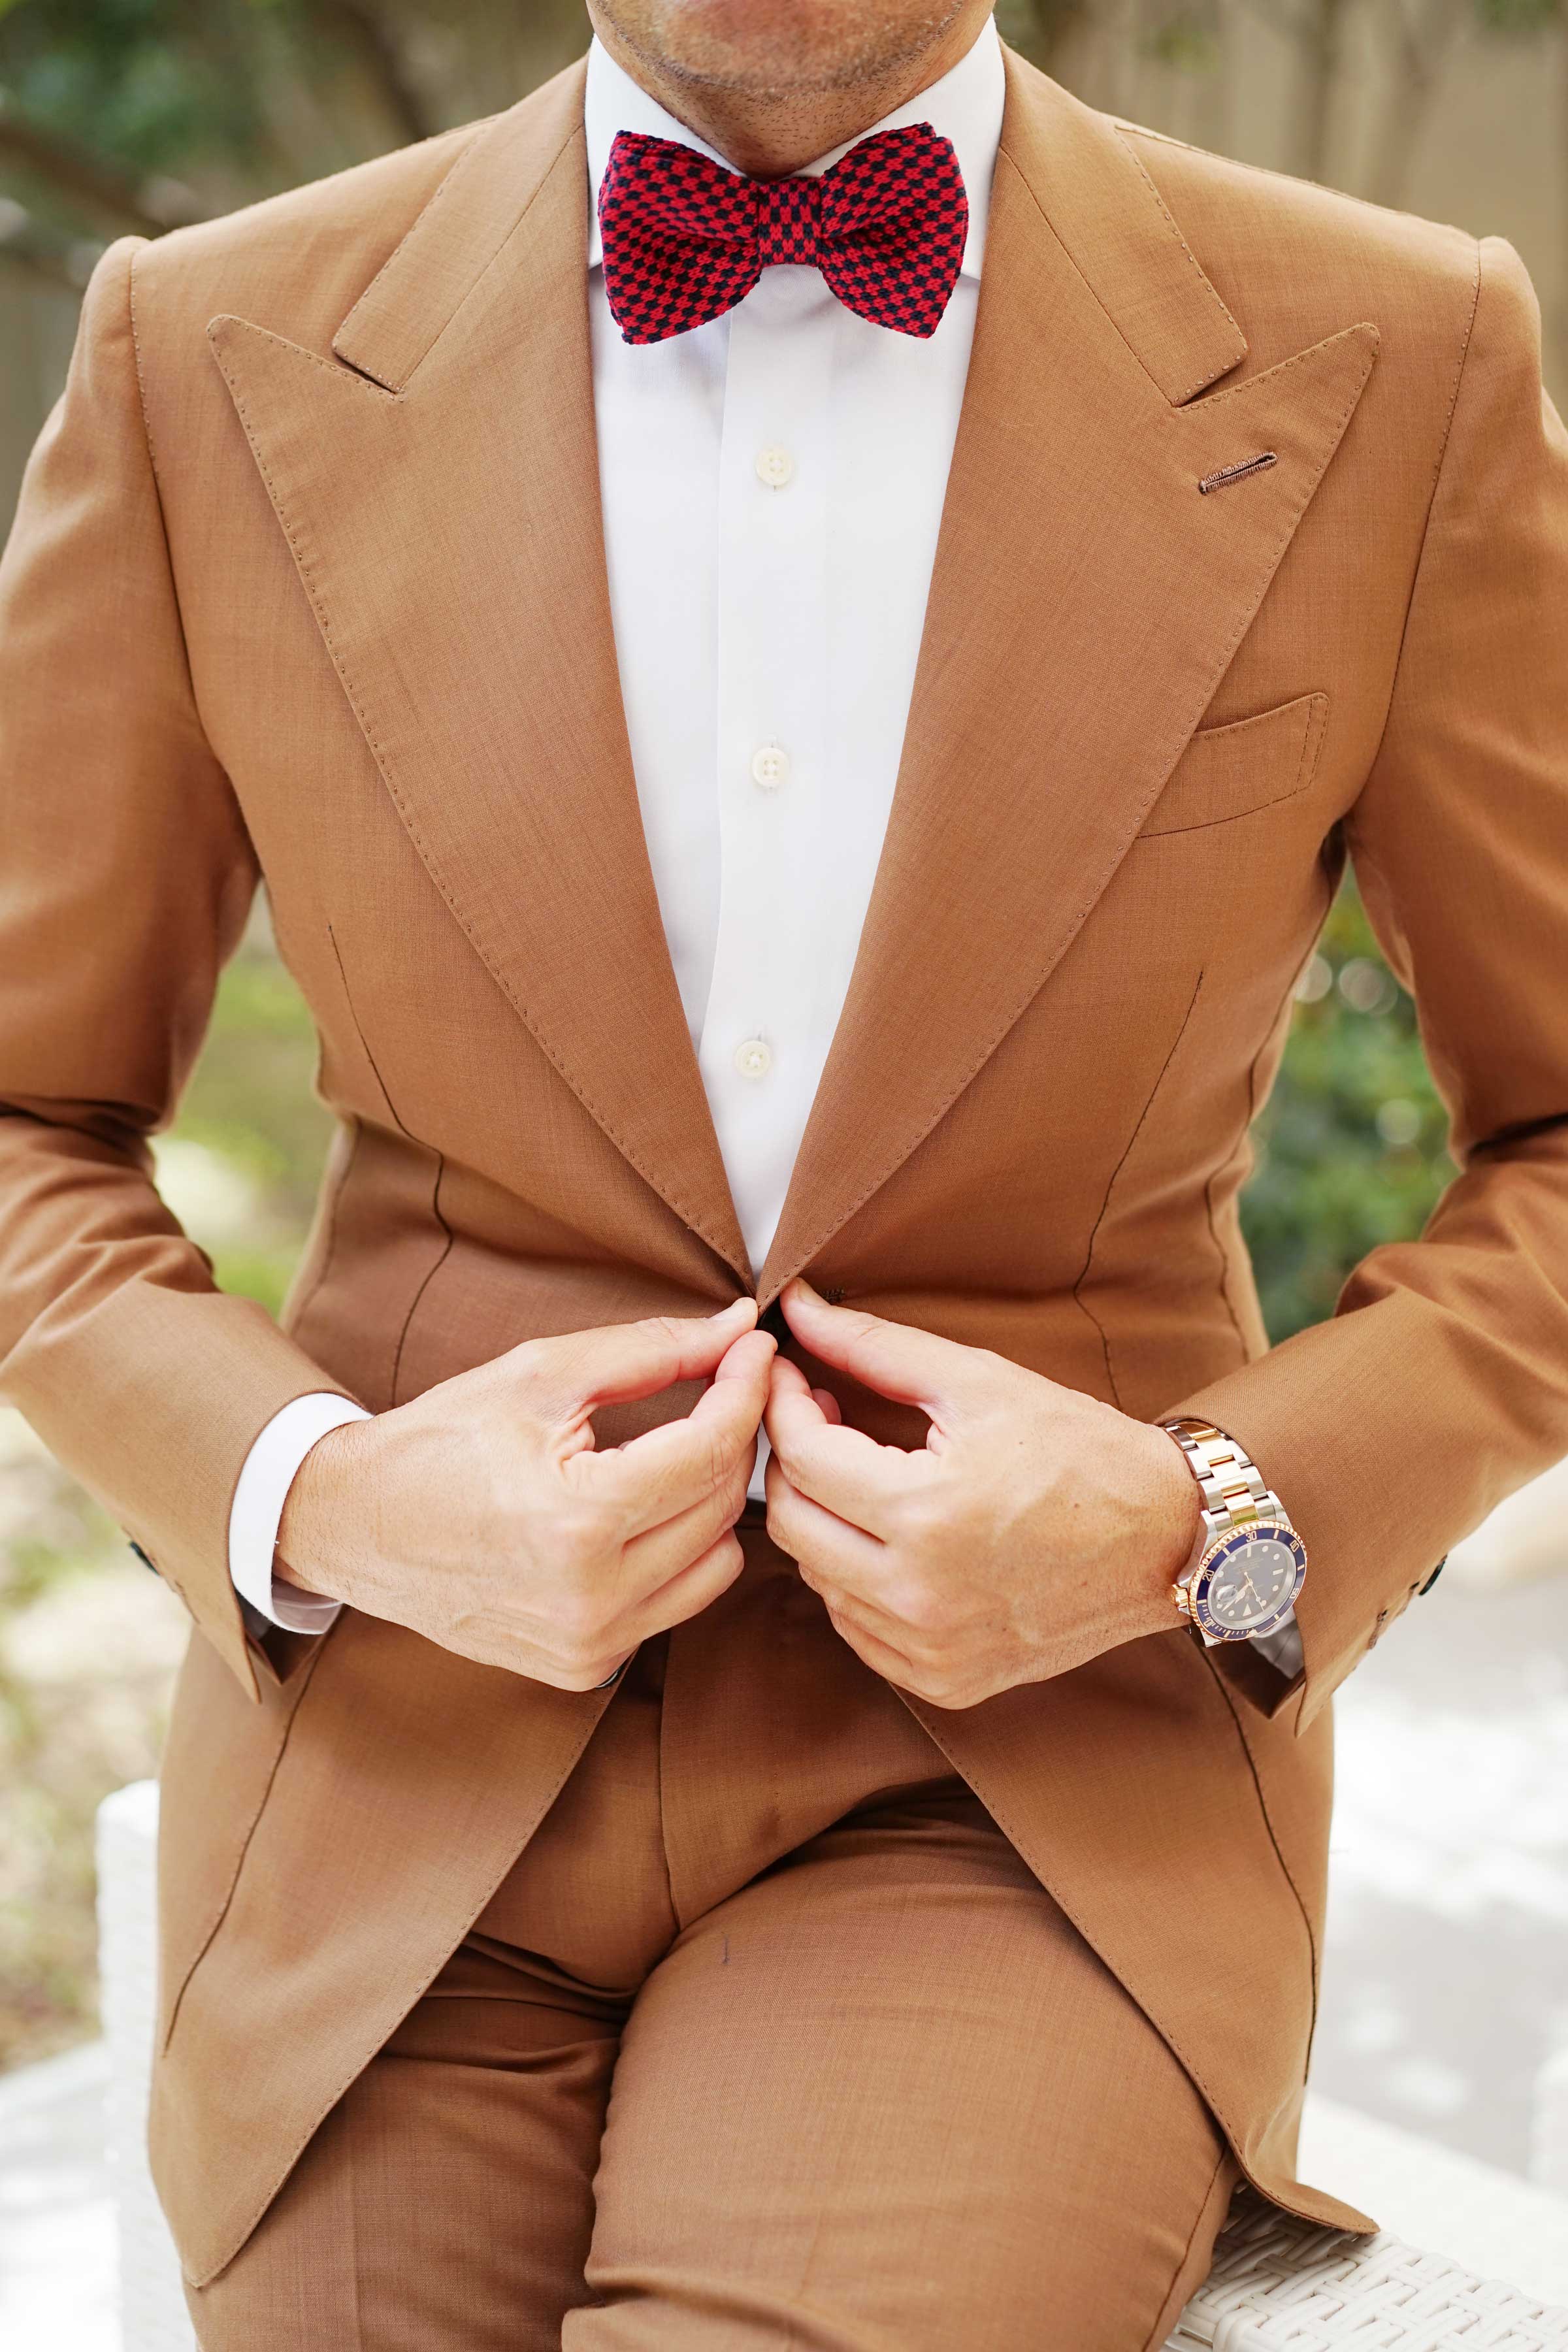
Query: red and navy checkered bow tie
598,122,969,346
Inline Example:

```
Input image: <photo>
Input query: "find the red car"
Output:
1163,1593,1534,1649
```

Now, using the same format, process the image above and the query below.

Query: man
1,0,1565,2340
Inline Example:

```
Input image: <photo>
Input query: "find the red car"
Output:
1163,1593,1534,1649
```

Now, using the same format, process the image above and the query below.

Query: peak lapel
209,65,751,1284
756,56,1377,1303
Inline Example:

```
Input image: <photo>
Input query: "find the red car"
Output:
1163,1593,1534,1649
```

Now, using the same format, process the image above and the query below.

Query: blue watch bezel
1190,1520,1307,1642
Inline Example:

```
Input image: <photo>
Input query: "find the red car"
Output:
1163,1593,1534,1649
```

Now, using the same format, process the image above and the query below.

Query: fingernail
708,1299,751,1318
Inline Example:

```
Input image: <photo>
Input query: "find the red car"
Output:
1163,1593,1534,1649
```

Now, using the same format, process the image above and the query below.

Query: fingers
800,1565,924,1661
764,1446,887,1592
612,1524,749,1650
806,1571,987,1712
523,1298,759,1419
713,1326,776,1390
617,1462,753,1594
764,1356,912,1536
764,1421,977,1706
519,1473,754,1691
819,1603,923,1694
522,1495,753,1690
777,1279,989,1415
596,1328,774,1538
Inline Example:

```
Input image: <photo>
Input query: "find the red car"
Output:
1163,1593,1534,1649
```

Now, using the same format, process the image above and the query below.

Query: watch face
1194,1523,1307,1640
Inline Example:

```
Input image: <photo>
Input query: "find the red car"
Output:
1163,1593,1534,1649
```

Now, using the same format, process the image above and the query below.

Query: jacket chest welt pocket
1140,691,1330,836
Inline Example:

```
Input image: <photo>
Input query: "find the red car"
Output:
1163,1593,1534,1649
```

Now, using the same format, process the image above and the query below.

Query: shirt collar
583,12,1004,282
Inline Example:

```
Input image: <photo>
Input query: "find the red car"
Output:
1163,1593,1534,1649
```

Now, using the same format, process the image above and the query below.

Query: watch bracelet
1157,1416,1274,1540
1156,1416,1303,1639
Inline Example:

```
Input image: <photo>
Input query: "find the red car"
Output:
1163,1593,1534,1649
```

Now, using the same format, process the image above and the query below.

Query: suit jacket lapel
209,63,752,1285
756,53,1377,1302
212,50,1376,1307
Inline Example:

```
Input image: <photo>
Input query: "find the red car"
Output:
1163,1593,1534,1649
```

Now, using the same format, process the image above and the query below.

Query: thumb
707,1327,778,1401
764,1350,832,1447
714,1325,776,1379
777,1279,979,1415
683,1327,776,1440
521,1298,758,1420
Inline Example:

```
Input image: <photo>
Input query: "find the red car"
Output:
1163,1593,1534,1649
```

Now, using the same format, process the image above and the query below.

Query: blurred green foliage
174,939,332,1314
0,0,595,250
1242,882,1452,1339
0,0,267,172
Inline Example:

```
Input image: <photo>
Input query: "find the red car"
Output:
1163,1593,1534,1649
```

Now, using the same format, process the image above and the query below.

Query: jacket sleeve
1167,235,1568,1731
0,238,348,1699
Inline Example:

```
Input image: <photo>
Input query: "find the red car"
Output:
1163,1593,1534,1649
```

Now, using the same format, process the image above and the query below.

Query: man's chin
591,0,966,98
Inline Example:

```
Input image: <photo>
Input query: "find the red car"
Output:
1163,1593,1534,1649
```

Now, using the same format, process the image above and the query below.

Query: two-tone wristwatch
1156,1417,1307,1644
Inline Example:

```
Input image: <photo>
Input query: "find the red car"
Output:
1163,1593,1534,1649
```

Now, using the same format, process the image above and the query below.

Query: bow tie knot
754,177,823,269
598,122,969,346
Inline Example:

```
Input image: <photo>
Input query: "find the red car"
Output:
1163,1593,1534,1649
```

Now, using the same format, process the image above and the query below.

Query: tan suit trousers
184,1530,1239,2350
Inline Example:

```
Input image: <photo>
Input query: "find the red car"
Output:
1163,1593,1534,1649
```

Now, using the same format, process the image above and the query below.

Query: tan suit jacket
2,44,1566,2288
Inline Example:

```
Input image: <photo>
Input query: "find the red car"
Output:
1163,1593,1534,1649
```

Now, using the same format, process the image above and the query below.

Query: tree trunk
0,106,205,237
1012,0,1096,76
316,0,438,146
1192,0,1236,155
1359,0,1467,211
1293,0,1351,183
0,199,93,291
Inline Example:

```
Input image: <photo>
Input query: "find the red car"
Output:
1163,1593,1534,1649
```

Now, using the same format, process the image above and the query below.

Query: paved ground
1313,1550,1568,2179
0,2046,116,2351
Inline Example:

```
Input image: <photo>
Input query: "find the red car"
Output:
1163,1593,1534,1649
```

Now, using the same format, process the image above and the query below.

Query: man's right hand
274,1299,773,1689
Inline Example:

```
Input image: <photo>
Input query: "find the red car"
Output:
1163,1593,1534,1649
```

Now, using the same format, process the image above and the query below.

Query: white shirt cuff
228,1392,371,1633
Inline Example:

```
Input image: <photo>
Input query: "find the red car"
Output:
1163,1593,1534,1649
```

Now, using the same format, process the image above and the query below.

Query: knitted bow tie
596,121,970,346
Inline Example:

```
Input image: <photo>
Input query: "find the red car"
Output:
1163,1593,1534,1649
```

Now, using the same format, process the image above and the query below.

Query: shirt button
734,1036,772,1080
750,743,789,789
754,444,795,489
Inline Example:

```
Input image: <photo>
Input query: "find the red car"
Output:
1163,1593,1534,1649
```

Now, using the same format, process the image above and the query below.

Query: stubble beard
590,0,973,105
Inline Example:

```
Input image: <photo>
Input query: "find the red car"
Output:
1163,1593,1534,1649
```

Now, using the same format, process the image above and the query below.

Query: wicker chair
97,1782,1568,2352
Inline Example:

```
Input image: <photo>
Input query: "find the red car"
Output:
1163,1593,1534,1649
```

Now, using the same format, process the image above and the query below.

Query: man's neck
584,4,994,178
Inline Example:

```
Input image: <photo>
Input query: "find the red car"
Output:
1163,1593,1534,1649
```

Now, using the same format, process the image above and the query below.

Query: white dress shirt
229,19,1300,1682
585,24,1001,1267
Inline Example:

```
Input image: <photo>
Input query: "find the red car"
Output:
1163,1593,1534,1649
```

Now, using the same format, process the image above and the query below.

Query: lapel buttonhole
1198,451,1279,495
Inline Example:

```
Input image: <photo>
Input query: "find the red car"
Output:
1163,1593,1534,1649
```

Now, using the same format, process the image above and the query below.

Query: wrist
1143,1420,1203,1590
276,1418,376,1607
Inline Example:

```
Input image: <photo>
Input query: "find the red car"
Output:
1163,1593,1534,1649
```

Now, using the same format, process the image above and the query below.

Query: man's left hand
763,1279,1202,1709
